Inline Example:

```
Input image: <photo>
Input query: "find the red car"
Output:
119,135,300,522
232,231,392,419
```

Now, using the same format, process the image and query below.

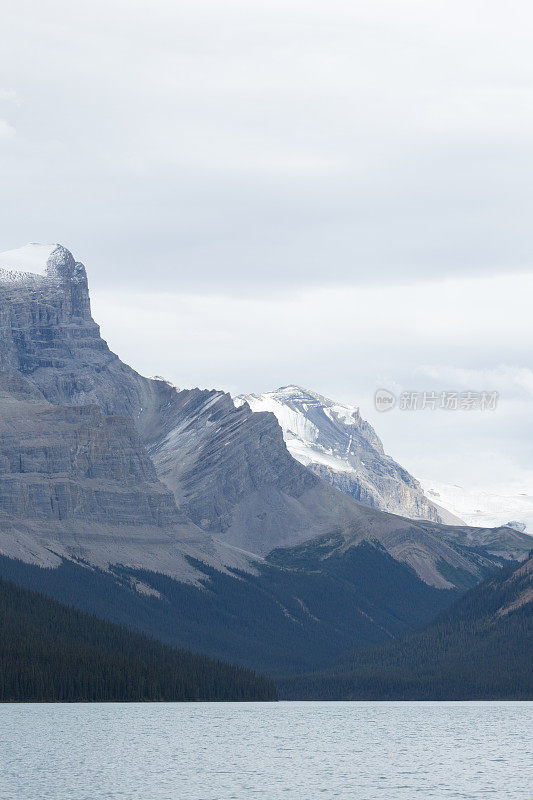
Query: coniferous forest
1,551,530,702
0,544,458,677
278,557,533,700
0,576,277,702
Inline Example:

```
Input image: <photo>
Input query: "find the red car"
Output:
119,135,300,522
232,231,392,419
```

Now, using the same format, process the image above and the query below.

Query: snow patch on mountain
236,385,382,470
149,375,180,392
421,480,533,535
0,243,59,278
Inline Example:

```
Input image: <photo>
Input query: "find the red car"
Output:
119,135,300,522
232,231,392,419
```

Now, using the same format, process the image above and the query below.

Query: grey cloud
1,1,533,293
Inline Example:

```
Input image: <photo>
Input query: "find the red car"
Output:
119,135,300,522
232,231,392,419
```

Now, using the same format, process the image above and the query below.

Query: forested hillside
0,577,276,702
278,556,533,700
0,544,458,676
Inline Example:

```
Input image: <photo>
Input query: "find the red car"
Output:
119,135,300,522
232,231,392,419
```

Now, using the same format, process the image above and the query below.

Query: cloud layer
1,0,532,498
2,0,533,291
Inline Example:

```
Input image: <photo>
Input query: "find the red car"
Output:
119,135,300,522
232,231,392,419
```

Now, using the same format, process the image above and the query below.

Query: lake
0,701,531,799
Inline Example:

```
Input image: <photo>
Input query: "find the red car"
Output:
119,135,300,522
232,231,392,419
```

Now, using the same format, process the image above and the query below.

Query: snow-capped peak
265,385,359,413
235,386,445,524
0,243,60,277
237,386,378,467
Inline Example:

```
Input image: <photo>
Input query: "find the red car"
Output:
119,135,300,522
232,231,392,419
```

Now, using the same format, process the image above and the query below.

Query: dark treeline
0,576,277,702
278,558,533,700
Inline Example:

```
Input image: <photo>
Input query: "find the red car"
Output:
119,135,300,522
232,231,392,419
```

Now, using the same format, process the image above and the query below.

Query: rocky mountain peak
238,385,383,461
0,244,92,362
0,243,85,283
45,244,81,280
238,385,444,523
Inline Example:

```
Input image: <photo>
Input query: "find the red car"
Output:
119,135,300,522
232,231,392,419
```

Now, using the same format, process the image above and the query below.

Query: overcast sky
1,0,532,494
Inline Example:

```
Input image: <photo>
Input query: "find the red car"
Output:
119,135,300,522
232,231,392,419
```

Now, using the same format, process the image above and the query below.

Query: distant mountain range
0,243,530,679
422,479,532,534
238,386,531,535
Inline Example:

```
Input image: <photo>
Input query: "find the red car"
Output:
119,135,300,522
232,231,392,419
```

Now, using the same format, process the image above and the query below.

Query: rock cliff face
0,245,155,418
0,244,530,591
0,366,259,582
237,386,452,523
0,247,256,580
0,393,177,526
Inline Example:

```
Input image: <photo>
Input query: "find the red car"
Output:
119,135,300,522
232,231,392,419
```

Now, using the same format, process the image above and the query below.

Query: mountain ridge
0,243,530,596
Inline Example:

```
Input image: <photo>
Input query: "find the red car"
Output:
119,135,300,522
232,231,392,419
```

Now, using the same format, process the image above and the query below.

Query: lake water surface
0,701,531,799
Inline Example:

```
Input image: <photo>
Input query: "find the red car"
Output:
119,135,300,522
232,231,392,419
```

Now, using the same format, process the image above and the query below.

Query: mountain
0,244,263,580
422,479,533,535
0,574,276,702
0,367,256,583
0,244,371,562
143,383,364,556
278,554,533,699
2,244,527,581
0,242,531,676
0,523,522,676
237,386,458,524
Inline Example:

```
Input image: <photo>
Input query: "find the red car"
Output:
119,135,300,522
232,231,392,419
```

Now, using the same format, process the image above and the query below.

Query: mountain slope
0,244,362,561
238,386,453,523
0,370,252,583
267,504,530,589
0,574,276,702
278,555,533,699
0,542,460,676
0,245,262,579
